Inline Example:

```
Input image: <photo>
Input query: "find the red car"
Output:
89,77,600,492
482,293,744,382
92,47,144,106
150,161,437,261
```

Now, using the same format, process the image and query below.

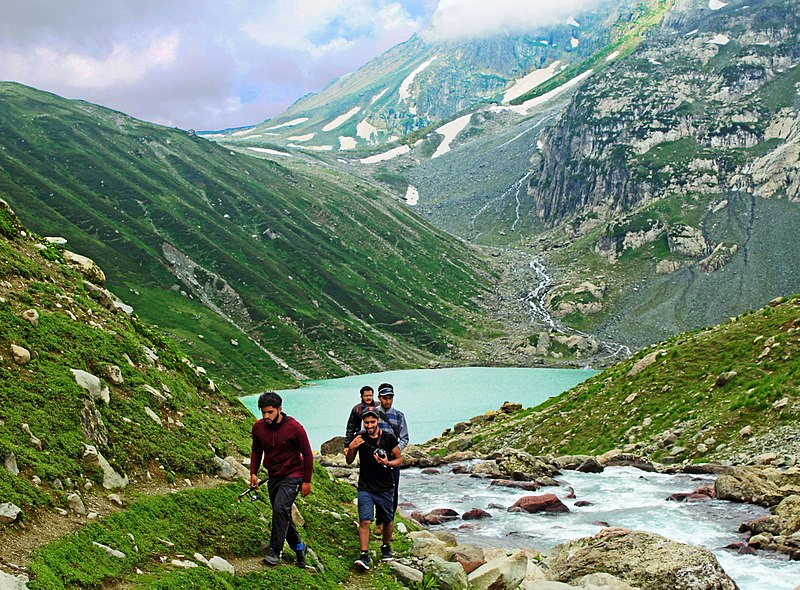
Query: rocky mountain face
214,0,655,153
530,0,800,226
520,0,800,346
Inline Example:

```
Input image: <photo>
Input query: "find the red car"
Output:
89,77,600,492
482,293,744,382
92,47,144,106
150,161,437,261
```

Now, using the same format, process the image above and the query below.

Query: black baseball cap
361,409,381,420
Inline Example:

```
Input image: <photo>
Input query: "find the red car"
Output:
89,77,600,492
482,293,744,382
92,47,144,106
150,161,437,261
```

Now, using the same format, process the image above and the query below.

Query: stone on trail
0,502,23,524
468,549,528,590
208,556,235,574
423,555,469,590
0,571,29,590
389,560,423,583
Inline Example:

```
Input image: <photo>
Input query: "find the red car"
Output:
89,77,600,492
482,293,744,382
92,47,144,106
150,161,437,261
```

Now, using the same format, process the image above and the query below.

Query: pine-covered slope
0,82,502,392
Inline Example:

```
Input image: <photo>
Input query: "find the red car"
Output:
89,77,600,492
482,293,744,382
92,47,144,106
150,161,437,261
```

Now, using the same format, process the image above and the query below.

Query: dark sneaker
295,542,307,568
354,551,371,570
262,547,280,566
380,543,393,561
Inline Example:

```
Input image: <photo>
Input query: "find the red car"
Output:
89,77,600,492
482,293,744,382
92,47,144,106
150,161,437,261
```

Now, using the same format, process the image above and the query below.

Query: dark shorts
357,489,394,523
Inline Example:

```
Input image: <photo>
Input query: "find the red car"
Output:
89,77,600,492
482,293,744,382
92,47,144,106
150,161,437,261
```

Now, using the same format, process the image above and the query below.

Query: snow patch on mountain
405,185,420,205
322,107,361,132
357,119,379,142
503,61,561,103
399,57,437,114
708,34,730,45
339,137,357,150
360,144,411,164
288,144,332,151
571,38,580,48
247,147,291,157
287,133,315,142
491,69,594,115
432,114,472,159
708,0,727,9
566,16,580,27
606,51,620,61
370,89,388,104
264,117,308,131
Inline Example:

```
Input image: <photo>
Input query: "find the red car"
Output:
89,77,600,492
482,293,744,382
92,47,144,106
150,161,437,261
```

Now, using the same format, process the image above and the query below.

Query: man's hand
301,482,311,497
349,435,364,451
250,474,259,488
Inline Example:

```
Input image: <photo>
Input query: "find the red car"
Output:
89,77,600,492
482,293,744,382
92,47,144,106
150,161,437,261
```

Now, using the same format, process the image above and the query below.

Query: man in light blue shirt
374,382,409,537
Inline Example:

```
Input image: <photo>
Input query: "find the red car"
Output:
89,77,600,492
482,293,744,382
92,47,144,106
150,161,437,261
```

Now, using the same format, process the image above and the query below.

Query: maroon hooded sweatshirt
250,413,314,482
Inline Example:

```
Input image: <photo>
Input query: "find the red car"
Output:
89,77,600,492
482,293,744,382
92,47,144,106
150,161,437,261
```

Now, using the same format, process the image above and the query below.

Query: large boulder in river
487,448,560,481
715,465,800,507
545,528,738,590
509,494,569,514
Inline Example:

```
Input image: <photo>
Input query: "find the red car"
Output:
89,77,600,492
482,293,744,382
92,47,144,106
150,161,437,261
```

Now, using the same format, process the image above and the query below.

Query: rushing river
401,463,800,590
240,367,597,450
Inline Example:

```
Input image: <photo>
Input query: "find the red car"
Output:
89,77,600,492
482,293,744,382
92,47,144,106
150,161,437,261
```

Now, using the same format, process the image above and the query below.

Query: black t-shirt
356,430,398,492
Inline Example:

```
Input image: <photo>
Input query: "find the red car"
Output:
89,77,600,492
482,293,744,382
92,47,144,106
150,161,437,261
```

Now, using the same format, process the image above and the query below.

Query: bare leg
382,522,394,546
358,520,371,551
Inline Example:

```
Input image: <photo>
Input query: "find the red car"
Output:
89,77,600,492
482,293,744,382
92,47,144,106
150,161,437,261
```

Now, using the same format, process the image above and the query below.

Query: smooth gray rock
423,555,469,590
389,561,424,583
4,452,19,476
0,502,23,524
0,571,29,590
208,556,235,574
71,369,110,404
92,541,126,559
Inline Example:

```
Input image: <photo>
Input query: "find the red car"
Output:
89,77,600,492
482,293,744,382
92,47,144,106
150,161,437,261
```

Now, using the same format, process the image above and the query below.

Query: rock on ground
545,528,737,590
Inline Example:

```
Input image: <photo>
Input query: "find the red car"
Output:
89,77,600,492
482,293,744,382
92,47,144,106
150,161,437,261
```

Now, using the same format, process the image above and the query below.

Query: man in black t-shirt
344,409,401,570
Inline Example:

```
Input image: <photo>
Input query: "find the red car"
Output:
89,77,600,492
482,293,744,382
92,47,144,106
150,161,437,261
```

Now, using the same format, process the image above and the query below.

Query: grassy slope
0,202,408,589
0,202,253,511
0,82,500,393
26,465,407,590
425,294,800,461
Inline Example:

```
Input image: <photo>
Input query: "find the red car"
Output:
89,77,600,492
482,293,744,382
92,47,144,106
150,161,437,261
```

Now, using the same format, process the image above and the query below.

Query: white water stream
521,258,632,363
400,464,800,589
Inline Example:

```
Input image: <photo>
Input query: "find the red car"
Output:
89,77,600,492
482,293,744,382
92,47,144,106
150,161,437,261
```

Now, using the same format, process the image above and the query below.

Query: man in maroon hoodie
250,391,313,568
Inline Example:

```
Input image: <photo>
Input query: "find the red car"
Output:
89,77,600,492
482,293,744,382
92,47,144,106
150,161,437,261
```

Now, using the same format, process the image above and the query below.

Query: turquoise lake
240,367,598,450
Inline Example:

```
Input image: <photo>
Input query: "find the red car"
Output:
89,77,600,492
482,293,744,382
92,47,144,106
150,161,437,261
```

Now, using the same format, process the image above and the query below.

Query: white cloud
242,0,421,58
0,35,180,90
422,0,602,42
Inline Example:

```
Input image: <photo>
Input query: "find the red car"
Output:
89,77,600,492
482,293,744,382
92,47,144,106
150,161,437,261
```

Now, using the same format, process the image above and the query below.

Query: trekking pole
236,478,268,503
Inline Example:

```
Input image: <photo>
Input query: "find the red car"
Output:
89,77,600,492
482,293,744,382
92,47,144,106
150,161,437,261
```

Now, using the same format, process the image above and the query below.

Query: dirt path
0,474,225,576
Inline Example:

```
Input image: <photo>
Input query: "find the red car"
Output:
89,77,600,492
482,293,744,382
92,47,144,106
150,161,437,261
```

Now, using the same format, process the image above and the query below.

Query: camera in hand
373,448,387,459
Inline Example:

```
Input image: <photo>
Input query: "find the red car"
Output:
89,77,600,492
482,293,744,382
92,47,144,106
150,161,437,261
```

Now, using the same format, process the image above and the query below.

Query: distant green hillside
426,294,800,462
0,82,501,393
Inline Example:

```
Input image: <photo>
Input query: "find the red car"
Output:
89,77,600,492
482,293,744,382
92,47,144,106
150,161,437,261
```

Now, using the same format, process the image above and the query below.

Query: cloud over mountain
421,0,603,41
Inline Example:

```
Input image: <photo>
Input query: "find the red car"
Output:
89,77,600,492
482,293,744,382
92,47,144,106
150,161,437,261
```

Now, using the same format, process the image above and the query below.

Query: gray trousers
267,476,302,552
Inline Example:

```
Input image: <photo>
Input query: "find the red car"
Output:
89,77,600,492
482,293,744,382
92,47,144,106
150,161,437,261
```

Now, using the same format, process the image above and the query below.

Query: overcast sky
0,0,600,131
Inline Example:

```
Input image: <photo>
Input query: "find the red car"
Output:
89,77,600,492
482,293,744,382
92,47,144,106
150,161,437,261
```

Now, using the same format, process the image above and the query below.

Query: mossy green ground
26,464,410,590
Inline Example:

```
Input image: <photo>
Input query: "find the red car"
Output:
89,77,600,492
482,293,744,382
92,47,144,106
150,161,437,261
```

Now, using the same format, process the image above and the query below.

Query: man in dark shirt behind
250,391,313,568
345,409,401,570
343,385,378,451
